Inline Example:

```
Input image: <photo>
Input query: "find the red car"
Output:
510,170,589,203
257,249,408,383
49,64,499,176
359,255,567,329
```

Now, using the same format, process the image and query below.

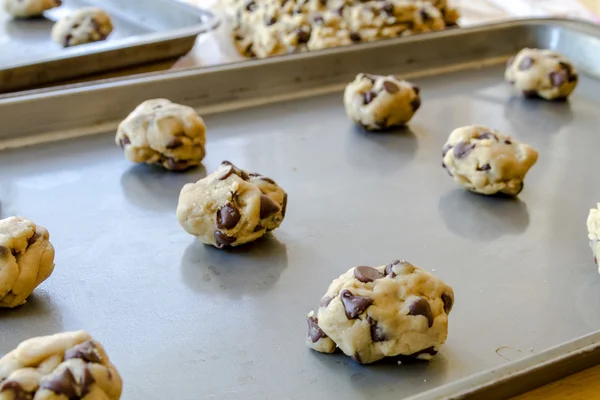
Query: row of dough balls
3,0,113,47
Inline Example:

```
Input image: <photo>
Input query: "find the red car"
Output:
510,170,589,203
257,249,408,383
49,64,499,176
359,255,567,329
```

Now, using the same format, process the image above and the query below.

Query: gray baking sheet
1,18,600,400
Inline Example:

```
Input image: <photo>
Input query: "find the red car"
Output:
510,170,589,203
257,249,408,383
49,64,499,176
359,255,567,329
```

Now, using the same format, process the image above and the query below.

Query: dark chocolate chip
354,266,384,283
214,231,236,248
219,161,249,181
253,224,264,232
349,32,361,42
40,368,78,398
80,367,95,396
442,293,453,314
216,202,241,230
410,346,438,358
319,0,327,4
475,132,497,140
260,195,280,219
383,80,399,94
64,340,101,364
0,380,32,400
63,34,73,47
420,9,431,21
340,289,373,319
219,166,235,181
352,353,363,364
382,2,394,16
281,193,288,218
265,15,277,25
453,142,475,159
165,158,190,171
410,97,421,112
412,85,420,95
297,29,311,44
518,56,534,70
249,173,276,184
367,317,386,342
307,315,328,343
336,5,345,15
504,139,512,145
408,297,434,327
442,144,453,156
522,90,538,98
0,246,9,259
550,70,568,87
477,163,491,171
506,56,515,67
363,91,376,104
118,135,130,149
27,232,40,247
166,137,184,150
245,0,256,11
384,260,400,277
320,296,333,308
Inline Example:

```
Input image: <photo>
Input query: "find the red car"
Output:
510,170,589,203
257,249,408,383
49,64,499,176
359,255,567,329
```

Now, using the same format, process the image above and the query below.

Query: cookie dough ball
344,73,421,130
505,48,578,100
0,331,122,399
51,7,113,47
0,216,55,308
116,99,207,171
3,0,60,18
306,260,454,364
442,125,538,196
177,161,288,248
587,204,600,273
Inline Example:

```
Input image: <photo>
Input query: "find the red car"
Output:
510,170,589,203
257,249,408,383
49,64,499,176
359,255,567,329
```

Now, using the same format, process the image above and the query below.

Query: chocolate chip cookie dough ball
306,261,454,364
177,161,288,249
3,0,61,18
587,203,600,273
116,99,207,171
0,216,55,308
442,125,538,196
51,7,113,47
344,73,421,130
505,48,578,100
0,331,122,399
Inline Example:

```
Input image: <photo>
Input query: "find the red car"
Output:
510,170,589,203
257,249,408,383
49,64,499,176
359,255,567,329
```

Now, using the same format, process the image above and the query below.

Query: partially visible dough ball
116,99,207,171
505,48,578,100
177,161,288,249
0,216,55,308
442,125,538,196
0,331,122,399
306,260,454,364
344,73,421,131
587,204,600,273
3,0,61,18
51,7,113,47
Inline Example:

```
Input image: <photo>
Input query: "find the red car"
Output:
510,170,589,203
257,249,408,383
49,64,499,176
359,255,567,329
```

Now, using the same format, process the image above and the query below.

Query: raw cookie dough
0,216,55,308
116,99,207,171
177,161,288,248
442,125,538,196
0,331,122,399
3,0,61,18
306,260,454,364
344,73,421,130
229,0,457,58
505,48,578,100
51,7,113,47
587,203,600,273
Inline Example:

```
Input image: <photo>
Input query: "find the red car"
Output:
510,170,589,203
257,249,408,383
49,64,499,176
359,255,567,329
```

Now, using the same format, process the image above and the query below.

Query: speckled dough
230,0,456,58
344,73,420,130
51,7,113,47
177,161,288,248
0,216,55,308
587,204,600,274
306,261,454,364
0,331,122,399
442,125,539,196
505,48,578,100
116,99,207,171
3,0,61,18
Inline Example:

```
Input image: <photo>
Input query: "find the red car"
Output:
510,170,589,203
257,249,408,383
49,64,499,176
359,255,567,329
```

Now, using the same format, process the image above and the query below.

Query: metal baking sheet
0,0,218,93
2,18,600,400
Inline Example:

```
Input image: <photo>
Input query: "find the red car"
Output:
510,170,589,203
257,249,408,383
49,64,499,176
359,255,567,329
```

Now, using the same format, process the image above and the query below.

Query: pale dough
3,0,61,18
51,7,113,47
587,203,600,274
0,216,55,308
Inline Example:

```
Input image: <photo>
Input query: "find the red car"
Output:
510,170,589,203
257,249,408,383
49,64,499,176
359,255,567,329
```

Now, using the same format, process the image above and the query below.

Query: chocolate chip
216,202,241,229
385,260,414,277
319,0,327,5
0,246,9,259
40,368,78,398
477,163,491,171
475,132,496,140
385,260,400,277
80,367,95,396
420,9,431,21
260,195,280,218
0,380,32,400
518,56,534,70
410,346,438,358
340,289,373,319
265,15,277,25
25,232,40,247
297,29,311,44
214,231,236,248
64,340,102,363
349,32,361,42
383,81,399,94
410,97,421,112
382,2,394,16
336,5,344,15
442,144,453,156
412,85,420,95
253,224,263,232
354,266,384,283
165,158,190,171
506,56,515,67
504,139,512,145
522,90,538,98
368,317,386,342
550,70,568,87
320,296,333,308
453,142,475,159
313,15,324,24
249,173,276,184
219,161,249,181
442,293,453,314
363,91,376,104
234,33,244,41
352,353,363,364
568,72,578,83
166,137,184,150
408,297,434,327
281,193,288,218
118,135,130,149
307,315,328,343
63,34,72,47
245,0,256,11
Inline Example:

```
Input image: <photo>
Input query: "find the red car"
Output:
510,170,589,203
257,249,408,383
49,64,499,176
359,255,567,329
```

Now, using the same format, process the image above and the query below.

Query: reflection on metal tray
0,0,219,93
2,18,600,400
